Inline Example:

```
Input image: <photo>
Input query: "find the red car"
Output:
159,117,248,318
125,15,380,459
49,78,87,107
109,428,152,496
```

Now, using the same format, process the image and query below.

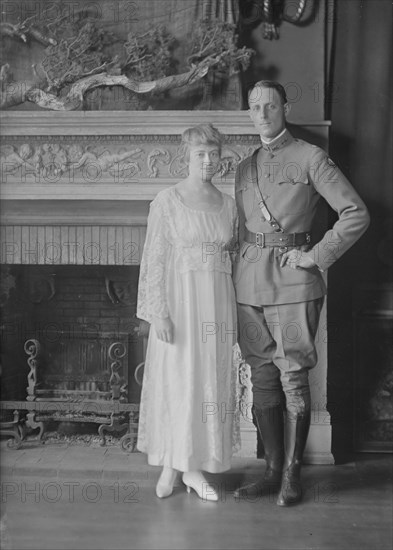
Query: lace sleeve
137,198,171,323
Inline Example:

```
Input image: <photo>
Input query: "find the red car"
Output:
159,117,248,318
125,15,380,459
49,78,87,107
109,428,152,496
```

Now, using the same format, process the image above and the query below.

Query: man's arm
304,149,370,271
280,148,370,271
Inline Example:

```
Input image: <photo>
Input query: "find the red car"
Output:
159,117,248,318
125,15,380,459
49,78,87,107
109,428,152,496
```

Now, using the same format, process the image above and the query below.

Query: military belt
244,229,311,249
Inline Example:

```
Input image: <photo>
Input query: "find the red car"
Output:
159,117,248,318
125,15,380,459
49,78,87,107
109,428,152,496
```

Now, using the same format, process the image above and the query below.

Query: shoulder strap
251,148,285,233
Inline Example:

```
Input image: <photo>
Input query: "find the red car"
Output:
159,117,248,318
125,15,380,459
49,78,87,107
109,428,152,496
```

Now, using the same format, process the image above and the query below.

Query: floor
0,439,392,550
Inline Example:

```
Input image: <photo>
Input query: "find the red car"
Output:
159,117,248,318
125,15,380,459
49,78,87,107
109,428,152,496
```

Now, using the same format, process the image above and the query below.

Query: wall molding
0,111,331,136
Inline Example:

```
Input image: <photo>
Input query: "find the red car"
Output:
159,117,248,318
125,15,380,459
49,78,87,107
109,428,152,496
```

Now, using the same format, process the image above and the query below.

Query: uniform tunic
233,129,370,306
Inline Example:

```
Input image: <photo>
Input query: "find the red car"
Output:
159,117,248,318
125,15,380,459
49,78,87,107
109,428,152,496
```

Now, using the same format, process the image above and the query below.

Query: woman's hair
180,123,223,162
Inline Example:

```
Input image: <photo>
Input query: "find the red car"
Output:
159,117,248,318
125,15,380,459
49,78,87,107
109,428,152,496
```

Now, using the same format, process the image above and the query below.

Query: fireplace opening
0,264,144,439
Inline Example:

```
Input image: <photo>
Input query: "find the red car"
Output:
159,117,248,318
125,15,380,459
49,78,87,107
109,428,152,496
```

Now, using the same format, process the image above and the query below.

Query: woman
136,123,239,501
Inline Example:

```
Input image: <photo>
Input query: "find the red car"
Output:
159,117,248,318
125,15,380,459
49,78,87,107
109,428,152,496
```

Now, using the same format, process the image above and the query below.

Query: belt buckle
256,232,265,248
278,233,289,253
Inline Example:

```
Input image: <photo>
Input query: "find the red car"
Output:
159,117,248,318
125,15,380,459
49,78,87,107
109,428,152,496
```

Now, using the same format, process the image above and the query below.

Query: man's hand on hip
280,249,316,270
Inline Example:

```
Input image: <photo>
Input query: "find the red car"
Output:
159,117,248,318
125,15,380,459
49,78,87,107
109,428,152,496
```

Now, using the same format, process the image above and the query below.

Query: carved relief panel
0,134,260,185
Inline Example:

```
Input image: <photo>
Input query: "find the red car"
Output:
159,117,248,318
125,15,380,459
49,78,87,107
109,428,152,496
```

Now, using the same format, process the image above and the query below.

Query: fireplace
1,264,143,401
0,263,145,447
0,111,333,462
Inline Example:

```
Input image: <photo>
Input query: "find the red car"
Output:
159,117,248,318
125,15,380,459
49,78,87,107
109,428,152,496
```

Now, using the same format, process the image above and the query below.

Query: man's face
248,86,290,141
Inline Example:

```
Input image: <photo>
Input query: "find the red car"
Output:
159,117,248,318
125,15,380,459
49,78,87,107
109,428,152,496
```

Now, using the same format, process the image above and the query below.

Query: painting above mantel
0,0,328,114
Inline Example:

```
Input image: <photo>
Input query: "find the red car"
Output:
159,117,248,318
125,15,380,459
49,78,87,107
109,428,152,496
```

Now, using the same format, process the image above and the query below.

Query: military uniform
234,127,370,407
233,128,370,505
234,128,370,305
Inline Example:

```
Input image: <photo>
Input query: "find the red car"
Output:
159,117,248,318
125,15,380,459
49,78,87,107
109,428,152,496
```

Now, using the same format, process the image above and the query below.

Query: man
233,80,370,506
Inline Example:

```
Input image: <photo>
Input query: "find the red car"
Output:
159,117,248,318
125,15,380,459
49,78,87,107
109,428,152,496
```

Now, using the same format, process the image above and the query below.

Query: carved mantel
0,111,329,206
0,112,261,202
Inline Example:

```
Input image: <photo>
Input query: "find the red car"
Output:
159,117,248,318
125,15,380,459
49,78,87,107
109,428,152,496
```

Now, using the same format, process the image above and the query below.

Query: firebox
0,264,145,446
1,264,143,400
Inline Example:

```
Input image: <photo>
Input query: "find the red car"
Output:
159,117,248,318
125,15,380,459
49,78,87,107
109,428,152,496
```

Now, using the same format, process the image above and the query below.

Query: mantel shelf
0,181,234,203
0,110,331,136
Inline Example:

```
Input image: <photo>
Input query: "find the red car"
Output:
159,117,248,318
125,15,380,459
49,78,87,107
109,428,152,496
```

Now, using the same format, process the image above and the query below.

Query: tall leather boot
234,405,284,499
252,406,265,459
276,410,310,506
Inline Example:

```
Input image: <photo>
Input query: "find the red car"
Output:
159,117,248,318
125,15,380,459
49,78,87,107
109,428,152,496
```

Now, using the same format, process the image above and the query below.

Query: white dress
136,186,239,473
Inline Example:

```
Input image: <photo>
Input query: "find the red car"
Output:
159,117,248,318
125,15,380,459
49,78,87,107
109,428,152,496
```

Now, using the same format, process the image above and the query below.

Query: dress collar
260,128,293,152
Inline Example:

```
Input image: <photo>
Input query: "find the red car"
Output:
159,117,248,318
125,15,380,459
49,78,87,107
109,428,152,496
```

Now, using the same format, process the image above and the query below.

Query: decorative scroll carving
0,131,261,185
24,338,41,401
1,142,143,180
133,319,149,387
169,151,188,178
220,147,242,176
147,148,171,178
0,410,24,449
40,143,68,177
233,343,253,424
119,409,139,453
25,411,45,442
108,342,128,401
97,411,128,447
98,341,129,445
0,144,41,174
68,145,143,177
19,334,135,447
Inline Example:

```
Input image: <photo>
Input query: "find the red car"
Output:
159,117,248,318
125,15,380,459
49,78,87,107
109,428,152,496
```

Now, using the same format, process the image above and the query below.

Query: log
0,64,210,110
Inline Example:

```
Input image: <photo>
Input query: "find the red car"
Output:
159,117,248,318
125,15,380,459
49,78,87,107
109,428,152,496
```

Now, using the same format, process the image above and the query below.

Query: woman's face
187,143,221,181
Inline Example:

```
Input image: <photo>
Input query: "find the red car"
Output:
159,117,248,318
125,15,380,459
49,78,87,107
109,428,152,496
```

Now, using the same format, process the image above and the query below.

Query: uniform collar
260,128,293,152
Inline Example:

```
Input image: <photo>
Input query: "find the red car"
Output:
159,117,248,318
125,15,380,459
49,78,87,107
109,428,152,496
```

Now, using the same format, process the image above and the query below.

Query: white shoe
156,467,177,499
182,471,219,501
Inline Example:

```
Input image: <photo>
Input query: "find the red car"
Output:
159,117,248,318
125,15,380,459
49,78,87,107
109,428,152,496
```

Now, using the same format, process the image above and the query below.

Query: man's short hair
247,81,288,106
